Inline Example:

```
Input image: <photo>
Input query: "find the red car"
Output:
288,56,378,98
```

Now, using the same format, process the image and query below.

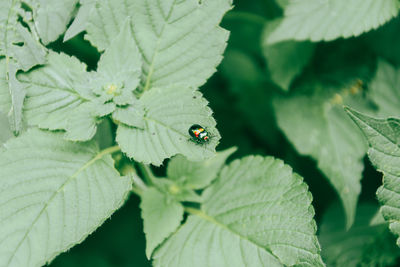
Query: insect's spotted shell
188,124,210,143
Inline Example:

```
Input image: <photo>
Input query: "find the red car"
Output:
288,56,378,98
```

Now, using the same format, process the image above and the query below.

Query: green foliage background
2,0,400,266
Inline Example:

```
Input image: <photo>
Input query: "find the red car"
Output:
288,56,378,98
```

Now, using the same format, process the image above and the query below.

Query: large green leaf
140,188,183,259
263,19,315,91
153,156,324,266
116,86,220,166
30,0,78,44
20,50,122,141
274,86,367,228
346,109,400,246
0,129,132,266
368,60,400,117
20,51,93,130
166,147,236,190
67,0,231,89
267,0,400,43
319,203,400,267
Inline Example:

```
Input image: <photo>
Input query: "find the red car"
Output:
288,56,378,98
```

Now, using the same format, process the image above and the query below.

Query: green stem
97,145,121,159
137,163,156,185
131,173,147,197
224,11,267,26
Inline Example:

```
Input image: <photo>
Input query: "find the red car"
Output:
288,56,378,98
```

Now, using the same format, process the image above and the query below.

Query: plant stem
137,163,156,185
131,173,148,197
224,11,267,26
97,145,121,159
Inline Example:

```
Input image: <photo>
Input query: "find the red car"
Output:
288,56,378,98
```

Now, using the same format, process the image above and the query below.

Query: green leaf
0,1,46,71
346,108,400,246
151,177,203,203
30,0,78,44
267,0,400,44
20,51,115,141
153,156,324,266
0,129,132,266
0,59,11,115
0,111,12,145
4,61,27,134
64,102,98,141
140,188,184,259
22,19,142,141
21,51,92,131
263,19,315,91
274,86,367,228
112,104,145,129
116,86,220,166
94,19,142,106
319,203,400,267
0,1,47,134
64,0,95,42
275,0,288,9
370,209,386,226
77,0,231,89
365,17,400,66
167,147,236,189
368,60,400,117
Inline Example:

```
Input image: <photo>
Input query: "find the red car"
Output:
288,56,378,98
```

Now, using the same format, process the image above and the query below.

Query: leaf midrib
6,145,120,266
141,0,177,92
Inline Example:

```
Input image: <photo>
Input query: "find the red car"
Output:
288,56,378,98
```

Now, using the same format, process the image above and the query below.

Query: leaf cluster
1,0,400,266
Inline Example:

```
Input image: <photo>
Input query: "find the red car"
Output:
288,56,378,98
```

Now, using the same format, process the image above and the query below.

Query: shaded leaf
167,147,236,189
267,0,400,43
368,59,400,117
274,85,368,228
319,203,400,267
151,177,203,203
263,19,315,91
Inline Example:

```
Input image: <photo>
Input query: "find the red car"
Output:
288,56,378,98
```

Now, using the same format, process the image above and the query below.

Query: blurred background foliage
43,0,400,266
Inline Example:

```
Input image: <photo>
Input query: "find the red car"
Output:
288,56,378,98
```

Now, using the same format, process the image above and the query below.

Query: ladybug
188,124,210,144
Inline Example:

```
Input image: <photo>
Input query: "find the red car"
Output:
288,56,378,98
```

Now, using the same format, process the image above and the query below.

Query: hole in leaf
13,42,24,47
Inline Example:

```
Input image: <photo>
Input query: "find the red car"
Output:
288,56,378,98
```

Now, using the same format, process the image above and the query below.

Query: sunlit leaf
0,129,132,266
154,156,324,266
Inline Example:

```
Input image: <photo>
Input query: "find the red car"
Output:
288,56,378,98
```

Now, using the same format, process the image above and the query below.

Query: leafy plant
1,0,400,266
